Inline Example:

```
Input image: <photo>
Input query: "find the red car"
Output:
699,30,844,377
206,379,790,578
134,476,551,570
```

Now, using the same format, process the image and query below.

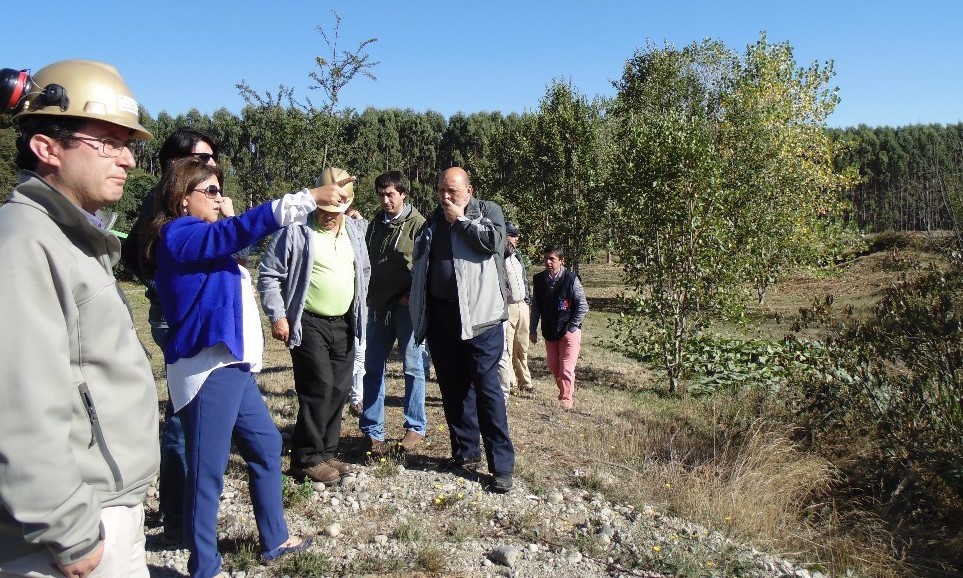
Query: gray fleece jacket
410,196,508,343
257,214,370,347
0,173,159,567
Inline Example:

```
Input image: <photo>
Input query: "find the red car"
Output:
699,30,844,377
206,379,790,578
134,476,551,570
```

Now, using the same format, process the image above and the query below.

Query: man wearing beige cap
258,167,370,485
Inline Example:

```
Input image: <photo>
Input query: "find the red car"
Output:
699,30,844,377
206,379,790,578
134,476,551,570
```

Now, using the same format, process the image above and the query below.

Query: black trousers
289,312,354,468
425,299,515,476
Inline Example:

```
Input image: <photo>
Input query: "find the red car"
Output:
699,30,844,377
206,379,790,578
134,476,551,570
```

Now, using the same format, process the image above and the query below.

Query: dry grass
121,255,917,578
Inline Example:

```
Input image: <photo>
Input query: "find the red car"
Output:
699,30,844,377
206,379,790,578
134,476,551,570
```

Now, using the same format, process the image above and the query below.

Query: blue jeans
360,304,427,440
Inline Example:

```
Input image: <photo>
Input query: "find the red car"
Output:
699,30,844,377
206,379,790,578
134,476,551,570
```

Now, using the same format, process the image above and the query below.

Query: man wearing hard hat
258,167,370,486
0,61,159,578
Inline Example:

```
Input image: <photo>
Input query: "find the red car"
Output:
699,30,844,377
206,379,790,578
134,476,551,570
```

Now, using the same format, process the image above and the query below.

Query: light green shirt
304,216,355,316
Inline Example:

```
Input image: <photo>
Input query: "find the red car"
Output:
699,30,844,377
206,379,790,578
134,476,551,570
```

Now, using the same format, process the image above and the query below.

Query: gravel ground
143,447,825,578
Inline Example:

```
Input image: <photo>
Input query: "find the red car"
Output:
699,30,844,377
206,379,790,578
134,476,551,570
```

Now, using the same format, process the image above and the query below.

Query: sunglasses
193,185,223,199
187,152,217,163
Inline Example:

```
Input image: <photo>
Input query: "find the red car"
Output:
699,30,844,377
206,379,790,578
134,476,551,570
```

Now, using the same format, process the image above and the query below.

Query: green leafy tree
722,35,856,303
507,80,607,273
609,40,741,393
609,35,849,392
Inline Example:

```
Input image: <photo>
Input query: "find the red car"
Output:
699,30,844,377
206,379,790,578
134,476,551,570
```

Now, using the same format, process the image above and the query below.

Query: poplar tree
609,35,851,392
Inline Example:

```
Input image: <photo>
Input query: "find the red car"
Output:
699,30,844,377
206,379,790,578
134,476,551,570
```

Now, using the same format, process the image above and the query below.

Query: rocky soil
142,441,824,578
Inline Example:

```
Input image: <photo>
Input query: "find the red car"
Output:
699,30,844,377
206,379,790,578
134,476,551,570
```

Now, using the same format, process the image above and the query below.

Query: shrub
281,475,315,507
783,261,963,572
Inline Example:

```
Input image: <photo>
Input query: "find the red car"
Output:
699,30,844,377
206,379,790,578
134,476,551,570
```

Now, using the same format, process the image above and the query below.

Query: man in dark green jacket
359,171,429,454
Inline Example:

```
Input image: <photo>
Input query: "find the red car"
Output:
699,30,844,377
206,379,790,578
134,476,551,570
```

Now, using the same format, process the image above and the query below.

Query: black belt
303,310,346,321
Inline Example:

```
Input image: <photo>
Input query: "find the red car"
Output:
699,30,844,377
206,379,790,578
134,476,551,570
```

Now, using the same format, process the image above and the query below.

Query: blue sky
4,1,960,128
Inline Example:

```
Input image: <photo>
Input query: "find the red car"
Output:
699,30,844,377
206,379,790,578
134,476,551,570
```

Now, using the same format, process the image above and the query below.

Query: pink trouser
544,328,581,408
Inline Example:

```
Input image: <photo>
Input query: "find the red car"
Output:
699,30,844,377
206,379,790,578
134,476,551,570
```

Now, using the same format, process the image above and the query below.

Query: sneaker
325,458,353,475
288,462,340,484
261,535,313,564
438,454,482,472
490,473,513,494
399,430,423,453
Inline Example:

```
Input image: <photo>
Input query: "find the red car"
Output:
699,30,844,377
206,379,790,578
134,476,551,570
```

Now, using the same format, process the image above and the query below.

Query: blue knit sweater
154,202,280,364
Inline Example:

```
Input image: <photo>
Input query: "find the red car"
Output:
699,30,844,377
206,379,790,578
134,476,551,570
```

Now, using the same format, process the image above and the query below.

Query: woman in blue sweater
141,157,352,578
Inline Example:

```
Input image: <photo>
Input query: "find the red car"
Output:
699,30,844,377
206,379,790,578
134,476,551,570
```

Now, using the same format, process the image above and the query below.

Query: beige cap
315,167,355,212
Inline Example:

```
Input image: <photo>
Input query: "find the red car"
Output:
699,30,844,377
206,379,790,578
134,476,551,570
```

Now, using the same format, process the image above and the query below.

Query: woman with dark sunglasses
120,127,221,547
140,157,353,578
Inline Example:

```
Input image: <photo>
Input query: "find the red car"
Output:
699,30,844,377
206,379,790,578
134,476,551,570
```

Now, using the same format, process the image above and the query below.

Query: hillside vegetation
129,233,961,577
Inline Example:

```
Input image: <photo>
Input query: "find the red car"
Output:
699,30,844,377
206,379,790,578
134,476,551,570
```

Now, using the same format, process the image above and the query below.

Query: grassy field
123,238,959,578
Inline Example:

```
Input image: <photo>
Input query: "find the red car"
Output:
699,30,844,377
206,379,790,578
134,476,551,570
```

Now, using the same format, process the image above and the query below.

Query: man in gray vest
498,221,534,400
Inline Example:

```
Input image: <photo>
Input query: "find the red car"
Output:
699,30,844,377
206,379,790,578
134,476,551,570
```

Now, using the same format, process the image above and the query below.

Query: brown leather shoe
289,462,340,484
365,436,387,457
400,430,423,453
325,458,353,475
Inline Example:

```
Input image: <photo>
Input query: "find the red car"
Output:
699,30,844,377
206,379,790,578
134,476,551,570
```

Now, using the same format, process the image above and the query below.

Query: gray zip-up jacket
257,215,370,347
410,196,508,342
0,174,159,567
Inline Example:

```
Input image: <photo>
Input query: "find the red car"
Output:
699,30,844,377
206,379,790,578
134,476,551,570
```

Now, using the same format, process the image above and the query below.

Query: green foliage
608,39,744,392
789,262,963,515
501,80,610,272
0,115,17,196
607,323,833,396
723,35,855,303
608,35,850,392
391,518,423,543
833,123,963,233
684,335,830,396
280,475,315,507
272,549,331,577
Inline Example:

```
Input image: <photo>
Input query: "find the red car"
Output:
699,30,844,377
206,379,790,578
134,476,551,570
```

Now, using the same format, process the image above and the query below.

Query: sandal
261,535,313,564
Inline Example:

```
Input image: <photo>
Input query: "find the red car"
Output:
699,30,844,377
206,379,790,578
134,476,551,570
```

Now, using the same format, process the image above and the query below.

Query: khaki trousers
0,503,148,578
498,300,533,398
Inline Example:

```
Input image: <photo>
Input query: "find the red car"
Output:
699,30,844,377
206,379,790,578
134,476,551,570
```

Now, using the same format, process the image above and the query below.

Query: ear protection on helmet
1,68,34,113
0,68,69,114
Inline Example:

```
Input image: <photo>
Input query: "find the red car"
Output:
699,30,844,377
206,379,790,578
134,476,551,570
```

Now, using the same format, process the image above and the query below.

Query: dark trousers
425,299,515,475
151,325,186,539
289,312,354,469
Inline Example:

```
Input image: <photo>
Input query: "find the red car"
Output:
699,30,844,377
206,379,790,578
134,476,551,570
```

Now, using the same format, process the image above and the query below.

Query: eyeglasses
193,185,223,199
187,152,217,164
65,135,133,158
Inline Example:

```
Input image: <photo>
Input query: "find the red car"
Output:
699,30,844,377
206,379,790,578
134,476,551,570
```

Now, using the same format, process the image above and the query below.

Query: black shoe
438,454,482,472
490,473,513,494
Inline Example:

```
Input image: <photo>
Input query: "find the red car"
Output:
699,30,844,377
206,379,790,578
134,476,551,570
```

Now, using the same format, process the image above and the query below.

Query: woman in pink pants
529,244,589,409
